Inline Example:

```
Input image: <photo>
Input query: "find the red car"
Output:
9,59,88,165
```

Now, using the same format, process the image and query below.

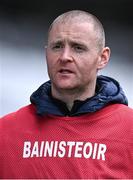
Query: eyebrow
49,38,88,46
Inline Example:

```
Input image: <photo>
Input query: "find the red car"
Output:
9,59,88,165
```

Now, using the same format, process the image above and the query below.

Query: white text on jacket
23,141,107,161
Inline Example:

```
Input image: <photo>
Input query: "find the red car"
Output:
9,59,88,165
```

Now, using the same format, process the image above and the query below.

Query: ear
45,45,48,59
97,47,111,70
44,45,48,52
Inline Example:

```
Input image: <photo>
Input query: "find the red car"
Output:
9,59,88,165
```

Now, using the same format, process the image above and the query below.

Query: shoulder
116,104,133,118
0,104,36,129
98,104,133,131
118,104,133,144
119,105,133,128
107,104,133,121
104,104,133,116
97,104,133,143
109,104,133,137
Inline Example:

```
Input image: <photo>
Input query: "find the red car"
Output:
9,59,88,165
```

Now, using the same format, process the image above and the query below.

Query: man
0,10,133,179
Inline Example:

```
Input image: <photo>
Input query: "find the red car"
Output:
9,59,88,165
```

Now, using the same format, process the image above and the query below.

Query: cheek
46,55,59,79
78,60,98,78
46,51,59,66
46,54,56,70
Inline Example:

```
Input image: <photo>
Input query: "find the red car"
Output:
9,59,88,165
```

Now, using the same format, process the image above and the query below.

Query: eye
51,42,63,51
53,44,61,49
75,46,83,51
72,44,87,53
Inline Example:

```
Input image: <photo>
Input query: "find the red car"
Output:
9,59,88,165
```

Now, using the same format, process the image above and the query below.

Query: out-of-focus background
0,0,133,116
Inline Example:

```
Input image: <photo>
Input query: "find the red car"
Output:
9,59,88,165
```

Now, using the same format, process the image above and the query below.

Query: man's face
46,21,103,92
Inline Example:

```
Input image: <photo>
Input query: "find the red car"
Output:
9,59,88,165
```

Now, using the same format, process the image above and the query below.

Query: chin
58,84,75,90
52,76,79,89
55,81,77,90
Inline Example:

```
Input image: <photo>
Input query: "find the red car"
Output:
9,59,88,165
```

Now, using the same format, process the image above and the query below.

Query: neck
51,82,96,111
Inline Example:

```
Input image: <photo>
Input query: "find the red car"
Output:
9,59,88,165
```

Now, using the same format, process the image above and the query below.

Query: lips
59,69,74,74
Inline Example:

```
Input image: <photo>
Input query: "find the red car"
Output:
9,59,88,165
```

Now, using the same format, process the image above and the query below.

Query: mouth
58,69,74,74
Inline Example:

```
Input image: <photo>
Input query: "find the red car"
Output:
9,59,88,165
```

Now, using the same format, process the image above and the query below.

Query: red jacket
0,103,133,179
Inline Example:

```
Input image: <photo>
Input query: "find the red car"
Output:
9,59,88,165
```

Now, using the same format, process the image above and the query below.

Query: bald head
48,10,105,51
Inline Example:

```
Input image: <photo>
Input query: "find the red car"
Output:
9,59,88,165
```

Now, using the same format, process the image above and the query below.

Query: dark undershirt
50,84,100,116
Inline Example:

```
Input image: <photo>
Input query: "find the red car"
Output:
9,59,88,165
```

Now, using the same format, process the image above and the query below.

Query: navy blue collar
30,75,128,116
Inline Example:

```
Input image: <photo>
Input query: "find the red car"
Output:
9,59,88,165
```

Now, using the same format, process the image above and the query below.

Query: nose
59,46,73,63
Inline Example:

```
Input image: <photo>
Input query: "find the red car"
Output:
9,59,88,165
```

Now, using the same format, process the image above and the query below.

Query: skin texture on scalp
48,10,105,51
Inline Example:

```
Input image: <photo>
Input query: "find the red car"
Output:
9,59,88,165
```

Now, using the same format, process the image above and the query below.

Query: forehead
48,21,95,42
